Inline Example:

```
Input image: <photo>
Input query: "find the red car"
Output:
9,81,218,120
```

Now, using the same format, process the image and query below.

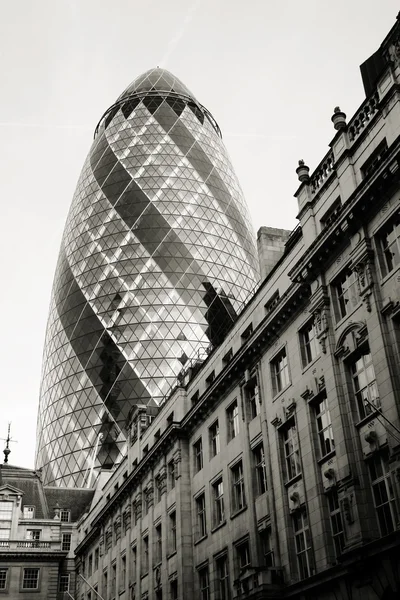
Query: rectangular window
155,475,163,503
169,511,177,553
196,494,207,539
265,291,280,315
215,554,230,600
198,567,210,600
94,548,99,571
361,138,388,179
235,540,250,571
351,351,379,420
131,545,137,583
226,400,239,441
170,578,178,600
300,320,320,367
59,574,70,592
88,554,93,576
0,569,7,590
244,375,260,420
332,268,358,321
209,420,220,458
155,524,162,564
320,197,342,230
168,459,175,490
377,211,400,276
143,492,149,516
241,323,253,343
315,397,335,457
22,568,40,589
120,555,126,590
23,506,35,519
271,349,290,394
60,509,71,523
206,370,215,387
327,489,345,557
259,528,274,567
103,570,108,596
231,461,246,513
253,444,267,495
26,529,41,546
292,510,313,579
283,423,301,480
62,533,72,551
111,563,116,599
222,348,233,366
0,502,12,520
212,479,225,527
193,438,203,473
0,527,10,540
142,535,149,573
368,450,397,536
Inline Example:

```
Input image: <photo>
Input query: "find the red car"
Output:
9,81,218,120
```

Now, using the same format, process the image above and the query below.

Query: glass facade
35,68,259,486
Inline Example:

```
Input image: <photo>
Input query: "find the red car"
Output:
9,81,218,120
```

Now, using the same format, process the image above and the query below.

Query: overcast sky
0,0,398,468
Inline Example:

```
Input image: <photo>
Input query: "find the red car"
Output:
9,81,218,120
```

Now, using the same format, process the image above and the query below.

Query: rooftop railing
0,540,63,551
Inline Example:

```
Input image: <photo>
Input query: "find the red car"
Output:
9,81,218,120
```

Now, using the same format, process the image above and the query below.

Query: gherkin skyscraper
36,68,259,486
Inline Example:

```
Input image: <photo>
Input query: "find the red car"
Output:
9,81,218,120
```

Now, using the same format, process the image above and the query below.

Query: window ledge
317,450,336,465
284,473,302,488
334,303,362,330
301,354,321,375
230,506,248,519
167,550,177,559
194,534,207,546
211,521,226,534
272,383,292,403
354,409,381,429
380,263,400,286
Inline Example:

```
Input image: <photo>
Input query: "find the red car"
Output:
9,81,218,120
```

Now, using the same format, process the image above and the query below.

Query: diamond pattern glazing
35,69,259,486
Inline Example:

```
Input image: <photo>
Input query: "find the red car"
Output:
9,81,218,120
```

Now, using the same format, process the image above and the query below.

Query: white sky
0,0,398,468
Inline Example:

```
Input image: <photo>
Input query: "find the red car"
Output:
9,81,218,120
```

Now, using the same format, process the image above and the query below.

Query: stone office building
0,464,93,598
65,13,400,600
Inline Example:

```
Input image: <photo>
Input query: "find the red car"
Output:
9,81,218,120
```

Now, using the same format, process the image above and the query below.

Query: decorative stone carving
350,237,374,312
173,448,182,479
135,493,142,520
99,533,104,556
114,515,121,541
341,494,355,524
310,284,330,354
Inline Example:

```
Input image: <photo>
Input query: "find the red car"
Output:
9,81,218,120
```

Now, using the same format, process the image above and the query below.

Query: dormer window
60,510,71,523
23,506,35,519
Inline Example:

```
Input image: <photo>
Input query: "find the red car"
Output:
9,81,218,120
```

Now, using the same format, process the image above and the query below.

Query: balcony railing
0,540,63,551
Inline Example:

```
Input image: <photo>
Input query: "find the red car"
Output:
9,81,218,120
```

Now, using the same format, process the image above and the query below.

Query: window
377,211,400,276
236,541,250,572
191,390,199,406
222,348,233,366
292,510,313,579
212,479,225,527
88,554,93,577
0,527,10,540
62,533,72,551
259,528,273,567
315,397,335,457
209,420,220,458
206,370,215,387
283,423,301,480
226,400,239,441
265,291,280,315
59,574,70,592
327,490,345,557
215,554,230,600
361,138,388,179
368,450,397,536
111,563,116,599
155,590,162,600
300,320,320,367
253,444,267,495
60,509,71,523
23,506,35,519
351,351,379,420
94,548,99,571
241,323,253,343
0,502,12,521
196,494,207,539
231,461,246,513
271,348,290,394
320,197,341,230
193,438,203,473
332,268,358,321
22,568,40,589
244,375,260,420
168,459,175,490
198,566,210,600
26,529,41,546
155,475,163,503
0,569,8,590
169,511,177,553
103,570,108,596
170,578,178,600
120,555,126,591
142,535,149,573
143,491,149,516
155,524,162,564
131,545,137,582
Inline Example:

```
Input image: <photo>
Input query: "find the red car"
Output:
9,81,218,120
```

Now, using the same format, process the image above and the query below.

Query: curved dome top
117,67,197,102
